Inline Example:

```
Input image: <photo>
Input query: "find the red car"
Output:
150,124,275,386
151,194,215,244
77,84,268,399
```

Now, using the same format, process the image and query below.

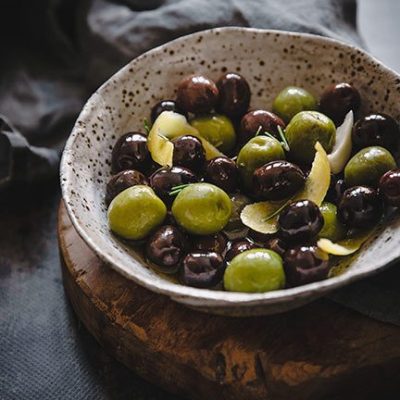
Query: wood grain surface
58,202,400,400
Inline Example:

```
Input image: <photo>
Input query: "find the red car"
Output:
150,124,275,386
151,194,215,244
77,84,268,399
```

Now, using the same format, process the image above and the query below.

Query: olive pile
106,72,400,293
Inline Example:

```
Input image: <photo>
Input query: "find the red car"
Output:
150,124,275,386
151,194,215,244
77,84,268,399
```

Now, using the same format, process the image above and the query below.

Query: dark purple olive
151,99,187,123
146,225,188,273
278,200,324,243
319,83,361,126
105,169,148,205
379,169,400,207
326,175,346,204
283,245,330,287
264,237,288,257
176,74,219,114
164,211,178,226
352,113,399,150
298,164,311,177
248,229,275,245
338,186,382,228
239,110,285,145
216,72,251,119
334,179,347,204
205,157,239,193
225,239,257,262
172,135,206,172
192,232,227,254
149,166,198,205
180,252,225,288
253,161,306,201
111,132,152,173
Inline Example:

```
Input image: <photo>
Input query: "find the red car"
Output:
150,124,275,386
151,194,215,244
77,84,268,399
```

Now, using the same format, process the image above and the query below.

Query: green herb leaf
143,118,151,134
157,130,168,140
255,125,263,136
168,183,191,196
262,199,291,222
263,131,277,141
255,125,290,152
277,125,290,152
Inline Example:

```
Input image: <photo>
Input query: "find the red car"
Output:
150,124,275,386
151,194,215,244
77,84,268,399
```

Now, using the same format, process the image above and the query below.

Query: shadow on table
0,183,181,400
65,299,182,400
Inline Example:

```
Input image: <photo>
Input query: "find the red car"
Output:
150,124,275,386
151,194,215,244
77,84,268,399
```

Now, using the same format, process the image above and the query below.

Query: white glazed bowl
61,27,400,316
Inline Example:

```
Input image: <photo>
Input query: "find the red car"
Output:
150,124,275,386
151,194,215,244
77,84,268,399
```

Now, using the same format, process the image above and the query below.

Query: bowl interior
61,27,400,309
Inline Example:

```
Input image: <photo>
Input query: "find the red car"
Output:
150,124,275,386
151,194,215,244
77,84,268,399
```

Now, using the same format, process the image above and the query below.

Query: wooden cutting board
58,202,400,400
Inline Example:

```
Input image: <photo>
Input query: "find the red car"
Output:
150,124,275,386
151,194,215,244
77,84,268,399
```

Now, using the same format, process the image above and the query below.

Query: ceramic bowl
61,27,400,316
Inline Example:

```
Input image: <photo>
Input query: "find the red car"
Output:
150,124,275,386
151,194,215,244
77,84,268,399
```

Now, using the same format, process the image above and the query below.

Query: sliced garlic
328,110,354,174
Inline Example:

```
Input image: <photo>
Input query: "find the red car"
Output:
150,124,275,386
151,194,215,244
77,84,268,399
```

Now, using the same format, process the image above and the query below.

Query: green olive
171,183,232,235
285,111,336,164
190,114,236,153
224,249,285,293
237,136,285,190
318,202,346,242
108,185,167,240
272,86,317,123
344,146,397,187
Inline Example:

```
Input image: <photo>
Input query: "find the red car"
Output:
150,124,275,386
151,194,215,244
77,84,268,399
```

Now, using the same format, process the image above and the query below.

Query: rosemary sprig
255,125,290,151
143,118,151,134
263,131,278,141
262,200,291,222
277,125,290,151
255,125,263,136
157,130,168,140
169,183,191,196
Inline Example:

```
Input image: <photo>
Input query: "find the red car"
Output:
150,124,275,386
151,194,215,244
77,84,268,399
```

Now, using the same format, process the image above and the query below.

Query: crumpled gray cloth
0,0,363,190
0,0,398,329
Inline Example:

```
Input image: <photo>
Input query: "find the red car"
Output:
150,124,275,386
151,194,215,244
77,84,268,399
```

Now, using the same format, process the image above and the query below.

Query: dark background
1,0,400,399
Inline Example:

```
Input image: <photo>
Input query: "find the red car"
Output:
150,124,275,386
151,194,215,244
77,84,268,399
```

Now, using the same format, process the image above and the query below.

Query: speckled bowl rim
61,27,400,309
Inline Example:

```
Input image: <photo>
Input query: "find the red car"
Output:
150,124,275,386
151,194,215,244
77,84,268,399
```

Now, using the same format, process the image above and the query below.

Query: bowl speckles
61,27,400,316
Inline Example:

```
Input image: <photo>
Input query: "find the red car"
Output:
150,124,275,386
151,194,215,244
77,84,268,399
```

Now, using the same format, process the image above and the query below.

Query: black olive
164,211,178,226
204,157,239,193
379,169,400,207
216,72,251,119
225,239,257,262
338,186,382,228
283,245,330,287
264,237,288,257
111,132,152,174
278,200,324,243
191,232,227,254
352,113,400,150
247,229,275,245
319,83,361,126
149,166,198,206
172,135,206,172
180,252,225,288
176,74,219,114
105,169,148,205
146,225,188,273
239,110,285,145
326,175,346,204
151,99,187,123
253,161,306,201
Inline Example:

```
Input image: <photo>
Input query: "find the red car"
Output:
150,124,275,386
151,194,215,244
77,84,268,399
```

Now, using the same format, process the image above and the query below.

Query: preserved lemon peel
240,142,331,233
195,135,224,160
147,111,223,166
148,127,174,166
317,228,375,256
